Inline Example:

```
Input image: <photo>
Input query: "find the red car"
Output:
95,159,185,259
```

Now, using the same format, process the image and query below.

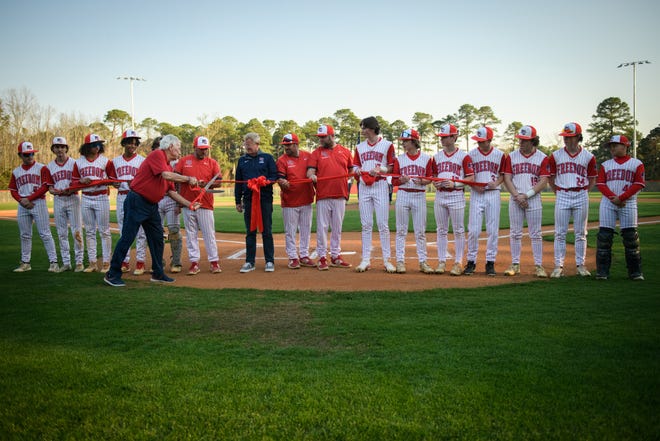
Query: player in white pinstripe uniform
433,124,475,276
353,116,396,273
595,135,645,281
548,123,597,278
502,125,550,278
392,129,435,274
47,136,85,272
465,126,506,276
113,130,147,275
9,141,59,273
72,134,117,273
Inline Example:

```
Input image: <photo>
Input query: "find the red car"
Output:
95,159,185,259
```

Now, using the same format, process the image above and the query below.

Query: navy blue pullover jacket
234,151,278,205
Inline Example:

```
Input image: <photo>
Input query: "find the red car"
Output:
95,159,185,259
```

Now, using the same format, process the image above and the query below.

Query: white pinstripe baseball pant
358,180,391,261
81,194,112,263
316,198,346,259
554,190,589,267
182,207,219,263
17,198,58,264
53,194,84,266
117,193,147,263
467,190,501,263
599,198,637,229
282,204,313,259
435,191,466,264
509,195,544,266
395,191,427,262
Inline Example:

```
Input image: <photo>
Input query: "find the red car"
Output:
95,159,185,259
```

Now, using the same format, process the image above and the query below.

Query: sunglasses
21,153,35,158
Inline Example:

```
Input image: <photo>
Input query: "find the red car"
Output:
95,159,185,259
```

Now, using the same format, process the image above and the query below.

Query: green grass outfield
1,217,659,440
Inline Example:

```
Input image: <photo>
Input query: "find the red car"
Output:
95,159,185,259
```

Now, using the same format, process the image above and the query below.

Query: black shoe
486,261,496,276
464,261,476,275
595,272,609,280
151,274,175,283
104,274,126,287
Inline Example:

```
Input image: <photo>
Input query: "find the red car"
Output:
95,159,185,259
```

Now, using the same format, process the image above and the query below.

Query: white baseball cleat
355,260,370,273
550,267,564,278
48,262,60,273
419,262,434,274
395,261,406,273
74,263,85,273
576,265,591,277
535,265,548,278
504,264,520,276
435,262,446,274
13,262,32,273
449,262,463,276
384,261,396,273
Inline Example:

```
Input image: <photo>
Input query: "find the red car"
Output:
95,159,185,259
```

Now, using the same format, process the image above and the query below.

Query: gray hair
244,132,260,144
159,134,181,150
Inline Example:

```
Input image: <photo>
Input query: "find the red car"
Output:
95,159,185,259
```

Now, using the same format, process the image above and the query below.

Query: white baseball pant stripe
467,190,501,262
282,205,313,259
17,198,58,263
358,180,391,261
395,191,427,262
81,195,112,263
316,198,346,259
599,198,638,229
509,195,544,266
117,193,147,263
182,207,219,263
435,192,467,264
53,195,84,265
554,190,589,267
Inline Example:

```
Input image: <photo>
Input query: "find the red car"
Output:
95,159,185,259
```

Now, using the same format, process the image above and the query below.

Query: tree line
1,87,658,187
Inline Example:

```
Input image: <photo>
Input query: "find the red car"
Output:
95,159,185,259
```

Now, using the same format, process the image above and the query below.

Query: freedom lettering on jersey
15,173,42,187
50,169,72,183
115,165,139,177
78,166,106,179
512,163,543,175
604,168,636,182
556,162,587,176
437,162,462,176
360,150,385,163
400,164,428,177
472,160,501,174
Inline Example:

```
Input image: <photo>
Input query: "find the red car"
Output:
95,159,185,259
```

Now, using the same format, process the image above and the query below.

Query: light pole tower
617,60,650,158
116,76,146,130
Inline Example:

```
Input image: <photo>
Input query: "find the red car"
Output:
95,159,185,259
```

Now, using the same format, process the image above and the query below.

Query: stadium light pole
617,60,650,158
116,76,146,130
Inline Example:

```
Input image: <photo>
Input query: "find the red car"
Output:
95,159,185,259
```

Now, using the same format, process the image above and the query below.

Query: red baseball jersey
174,154,221,210
549,147,597,189
393,152,435,191
503,149,550,192
47,157,77,193
72,155,116,194
9,162,51,201
276,151,315,207
597,156,645,202
308,144,353,200
130,149,175,204
468,147,506,185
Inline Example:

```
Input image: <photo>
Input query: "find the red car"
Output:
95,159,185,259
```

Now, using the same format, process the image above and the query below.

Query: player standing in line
595,135,645,281
150,137,183,273
392,129,435,274
353,116,396,273
235,133,279,273
548,122,597,278
502,125,550,278
465,126,506,276
72,134,117,273
9,141,60,273
47,136,85,272
307,124,354,271
433,123,475,276
113,130,147,275
175,136,222,275
276,133,316,269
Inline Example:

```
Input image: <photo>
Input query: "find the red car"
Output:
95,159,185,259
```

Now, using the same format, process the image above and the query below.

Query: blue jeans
107,191,165,280
243,196,274,264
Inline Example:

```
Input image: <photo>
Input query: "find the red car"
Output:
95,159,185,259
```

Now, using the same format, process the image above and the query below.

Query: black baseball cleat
485,261,496,276
151,274,175,283
464,261,476,275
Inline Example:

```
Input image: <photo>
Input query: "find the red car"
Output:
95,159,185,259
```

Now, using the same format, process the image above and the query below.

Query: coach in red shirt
104,134,199,287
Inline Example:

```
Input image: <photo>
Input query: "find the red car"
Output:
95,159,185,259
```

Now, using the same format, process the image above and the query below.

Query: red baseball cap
193,136,211,149
316,125,335,137
515,125,537,140
399,129,420,141
18,141,38,154
281,133,300,145
471,126,494,142
605,135,630,147
437,123,459,137
559,122,582,137
84,133,105,145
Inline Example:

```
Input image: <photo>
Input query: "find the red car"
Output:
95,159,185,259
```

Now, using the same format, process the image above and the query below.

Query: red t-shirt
276,151,315,207
130,149,175,204
308,144,353,200
174,154,221,210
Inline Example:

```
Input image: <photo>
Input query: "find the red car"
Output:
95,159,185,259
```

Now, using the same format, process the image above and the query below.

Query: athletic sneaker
419,262,434,274
104,274,126,287
151,274,175,283
240,262,255,273
331,255,352,268
435,262,446,274
60,264,72,272
485,261,496,276
355,260,370,273
464,261,476,276
317,257,329,271
74,263,85,273
265,262,275,272
133,261,146,275
550,267,564,278
101,262,110,273
13,262,32,273
299,256,316,267
535,265,548,278
188,262,201,275
48,262,60,273
121,262,130,273
210,261,222,274
83,262,98,273
449,262,463,276
576,265,591,277
170,265,182,273
504,263,520,276
384,261,396,273
288,258,301,269
631,273,645,281
595,273,608,280
396,261,406,273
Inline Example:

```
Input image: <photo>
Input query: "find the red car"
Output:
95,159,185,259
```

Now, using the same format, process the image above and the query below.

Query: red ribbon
247,176,270,232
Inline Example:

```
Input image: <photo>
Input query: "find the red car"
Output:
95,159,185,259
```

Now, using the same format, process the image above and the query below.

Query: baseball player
175,136,222,275
72,134,117,273
465,126,506,276
113,130,147,275
549,122,597,278
307,124,354,271
9,141,60,273
47,136,85,272
595,135,645,280
353,116,396,273
502,125,550,278
152,136,183,273
276,133,316,269
392,129,435,274
433,123,475,276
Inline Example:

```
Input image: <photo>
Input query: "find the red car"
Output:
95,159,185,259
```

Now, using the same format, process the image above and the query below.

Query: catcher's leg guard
168,226,183,267
621,227,642,279
596,227,614,278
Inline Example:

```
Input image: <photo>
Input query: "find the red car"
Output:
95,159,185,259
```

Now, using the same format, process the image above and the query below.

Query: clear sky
1,0,658,146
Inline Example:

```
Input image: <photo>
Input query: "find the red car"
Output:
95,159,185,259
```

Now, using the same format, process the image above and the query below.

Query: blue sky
1,0,658,146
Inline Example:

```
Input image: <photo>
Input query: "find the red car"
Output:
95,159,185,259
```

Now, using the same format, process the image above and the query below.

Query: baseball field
0,195,659,440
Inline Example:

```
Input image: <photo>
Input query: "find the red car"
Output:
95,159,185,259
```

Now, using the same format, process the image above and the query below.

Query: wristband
525,189,536,198
379,165,388,173
454,182,464,189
